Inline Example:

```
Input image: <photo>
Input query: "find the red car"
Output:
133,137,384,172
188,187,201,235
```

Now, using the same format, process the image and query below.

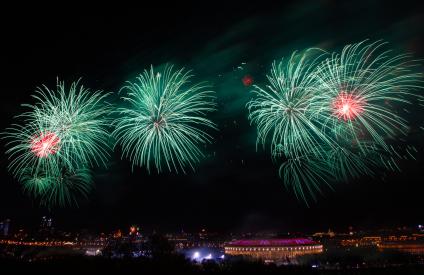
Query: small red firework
30,131,61,158
332,92,365,121
242,75,254,86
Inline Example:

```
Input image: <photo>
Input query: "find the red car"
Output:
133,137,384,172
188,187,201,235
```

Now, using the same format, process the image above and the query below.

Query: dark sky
1,1,423,234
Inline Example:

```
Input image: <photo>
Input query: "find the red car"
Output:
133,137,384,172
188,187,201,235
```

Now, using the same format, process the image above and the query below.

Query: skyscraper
40,216,53,230
1,219,11,236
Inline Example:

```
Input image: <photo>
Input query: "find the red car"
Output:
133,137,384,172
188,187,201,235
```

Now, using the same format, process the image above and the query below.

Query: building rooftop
226,238,317,247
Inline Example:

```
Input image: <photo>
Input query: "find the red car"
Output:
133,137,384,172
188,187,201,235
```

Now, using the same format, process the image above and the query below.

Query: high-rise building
1,219,11,236
40,216,53,230
40,216,47,229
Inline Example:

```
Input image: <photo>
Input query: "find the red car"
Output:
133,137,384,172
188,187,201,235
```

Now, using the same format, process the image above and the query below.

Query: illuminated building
40,216,52,229
378,241,424,254
340,234,424,250
113,229,122,238
199,228,209,240
378,235,424,255
341,236,382,247
129,226,140,236
313,228,335,238
224,238,323,261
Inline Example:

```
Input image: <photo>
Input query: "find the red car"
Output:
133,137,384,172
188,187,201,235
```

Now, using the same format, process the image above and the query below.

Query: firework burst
248,41,423,204
21,166,92,207
4,79,111,206
316,40,423,152
247,50,333,160
40,167,93,207
113,65,216,173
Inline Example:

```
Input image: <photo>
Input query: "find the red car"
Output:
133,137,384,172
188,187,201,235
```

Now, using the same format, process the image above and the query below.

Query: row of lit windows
0,240,106,247
225,245,322,252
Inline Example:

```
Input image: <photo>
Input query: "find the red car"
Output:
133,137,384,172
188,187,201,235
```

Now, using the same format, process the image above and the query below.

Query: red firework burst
30,131,61,158
332,92,365,121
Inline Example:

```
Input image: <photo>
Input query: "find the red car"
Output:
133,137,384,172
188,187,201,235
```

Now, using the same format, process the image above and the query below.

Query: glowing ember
30,131,60,158
332,92,365,121
242,75,254,86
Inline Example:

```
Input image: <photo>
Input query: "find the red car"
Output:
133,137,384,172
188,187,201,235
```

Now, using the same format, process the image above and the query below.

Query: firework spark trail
278,155,332,206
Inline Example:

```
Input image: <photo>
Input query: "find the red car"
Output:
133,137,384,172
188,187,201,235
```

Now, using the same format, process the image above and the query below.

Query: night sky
1,1,423,234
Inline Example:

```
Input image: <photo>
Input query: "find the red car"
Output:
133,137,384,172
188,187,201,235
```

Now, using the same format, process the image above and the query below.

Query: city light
192,251,200,259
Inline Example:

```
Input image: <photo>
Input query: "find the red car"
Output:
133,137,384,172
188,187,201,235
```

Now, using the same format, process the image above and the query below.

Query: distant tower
40,216,47,229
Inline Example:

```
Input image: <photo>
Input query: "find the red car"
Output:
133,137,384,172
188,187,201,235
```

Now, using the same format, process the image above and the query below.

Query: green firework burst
248,41,423,204
113,65,217,173
3,79,111,206
21,166,93,207
40,167,93,207
316,40,423,153
247,49,334,160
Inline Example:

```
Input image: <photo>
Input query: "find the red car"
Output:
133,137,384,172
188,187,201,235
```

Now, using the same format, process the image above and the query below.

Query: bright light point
205,253,212,260
342,104,349,114
192,251,200,259
332,92,365,121
30,131,60,158
220,254,225,259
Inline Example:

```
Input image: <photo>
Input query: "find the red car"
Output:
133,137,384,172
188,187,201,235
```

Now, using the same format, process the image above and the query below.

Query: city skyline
0,1,423,235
